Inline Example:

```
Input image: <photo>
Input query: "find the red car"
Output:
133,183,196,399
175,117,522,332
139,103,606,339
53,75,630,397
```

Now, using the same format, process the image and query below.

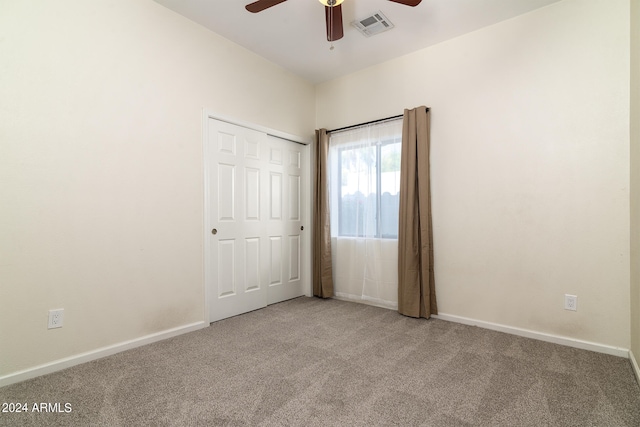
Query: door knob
211,228,218,235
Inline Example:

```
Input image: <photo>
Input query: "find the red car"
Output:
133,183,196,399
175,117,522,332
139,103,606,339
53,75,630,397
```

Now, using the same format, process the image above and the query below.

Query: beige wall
0,0,315,378
317,0,631,348
631,0,640,362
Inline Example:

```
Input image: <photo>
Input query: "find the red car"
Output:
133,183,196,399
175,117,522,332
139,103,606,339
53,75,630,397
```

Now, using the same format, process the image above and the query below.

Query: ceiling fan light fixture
318,0,344,6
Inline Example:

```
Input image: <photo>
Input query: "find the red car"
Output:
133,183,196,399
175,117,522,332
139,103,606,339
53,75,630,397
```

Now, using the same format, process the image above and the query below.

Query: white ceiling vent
351,11,395,37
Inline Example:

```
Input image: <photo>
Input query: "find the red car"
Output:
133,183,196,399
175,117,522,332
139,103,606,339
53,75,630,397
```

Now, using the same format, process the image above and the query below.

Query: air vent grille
351,11,394,37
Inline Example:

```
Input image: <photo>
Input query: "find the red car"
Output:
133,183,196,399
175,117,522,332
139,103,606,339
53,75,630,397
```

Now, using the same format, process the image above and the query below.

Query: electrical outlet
48,309,64,329
564,295,577,311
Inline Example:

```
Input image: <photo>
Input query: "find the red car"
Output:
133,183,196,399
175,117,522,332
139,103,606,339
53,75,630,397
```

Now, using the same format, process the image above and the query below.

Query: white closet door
265,135,305,305
207,119,306,322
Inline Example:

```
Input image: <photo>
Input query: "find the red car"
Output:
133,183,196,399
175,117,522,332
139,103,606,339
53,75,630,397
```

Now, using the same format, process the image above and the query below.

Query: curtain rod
327,114,404,134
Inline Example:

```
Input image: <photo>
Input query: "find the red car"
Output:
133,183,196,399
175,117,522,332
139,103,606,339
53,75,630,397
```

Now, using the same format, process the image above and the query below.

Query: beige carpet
1,297,639,426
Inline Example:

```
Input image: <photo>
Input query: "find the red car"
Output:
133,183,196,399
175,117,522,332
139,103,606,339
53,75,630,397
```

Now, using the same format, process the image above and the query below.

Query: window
329,119,402,239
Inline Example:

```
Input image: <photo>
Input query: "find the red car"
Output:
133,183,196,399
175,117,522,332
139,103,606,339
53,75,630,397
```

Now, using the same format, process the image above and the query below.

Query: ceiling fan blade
325,5,344,41
245,0,288,13
387,0,422,6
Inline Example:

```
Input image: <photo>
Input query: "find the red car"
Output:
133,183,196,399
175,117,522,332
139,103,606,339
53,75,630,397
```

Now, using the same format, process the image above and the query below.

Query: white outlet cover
564,295,577,311
48,309,64,329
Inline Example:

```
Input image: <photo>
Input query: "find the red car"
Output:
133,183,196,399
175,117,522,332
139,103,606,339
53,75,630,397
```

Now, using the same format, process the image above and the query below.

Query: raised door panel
245,167,260,221
289,235,300,282
269,236,282,286
289,175,300,221
217,240,236,297
217,164,236,222
270,172,282,220
245,238,261,292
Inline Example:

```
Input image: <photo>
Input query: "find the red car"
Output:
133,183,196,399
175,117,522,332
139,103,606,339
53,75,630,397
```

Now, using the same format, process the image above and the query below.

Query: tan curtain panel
398,107,437,318
313,129,334,298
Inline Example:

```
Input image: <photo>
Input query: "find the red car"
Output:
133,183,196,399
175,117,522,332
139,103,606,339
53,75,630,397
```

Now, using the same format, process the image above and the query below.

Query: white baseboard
630,350,640,385
0,321,208,388
334,294,398,311
432,313,629,358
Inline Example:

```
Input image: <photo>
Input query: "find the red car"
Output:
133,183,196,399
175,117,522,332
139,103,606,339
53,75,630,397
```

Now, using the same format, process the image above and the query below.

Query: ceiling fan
245,0,422,42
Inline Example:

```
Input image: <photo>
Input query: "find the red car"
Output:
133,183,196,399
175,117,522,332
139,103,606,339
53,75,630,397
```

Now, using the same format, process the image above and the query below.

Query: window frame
336,137,401,239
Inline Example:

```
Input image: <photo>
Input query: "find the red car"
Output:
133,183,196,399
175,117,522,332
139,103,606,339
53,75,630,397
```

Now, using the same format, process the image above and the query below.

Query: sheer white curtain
328,118,403,309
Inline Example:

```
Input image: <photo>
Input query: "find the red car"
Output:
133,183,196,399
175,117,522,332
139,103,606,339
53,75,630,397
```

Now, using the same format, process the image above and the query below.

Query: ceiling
153,0,562,84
